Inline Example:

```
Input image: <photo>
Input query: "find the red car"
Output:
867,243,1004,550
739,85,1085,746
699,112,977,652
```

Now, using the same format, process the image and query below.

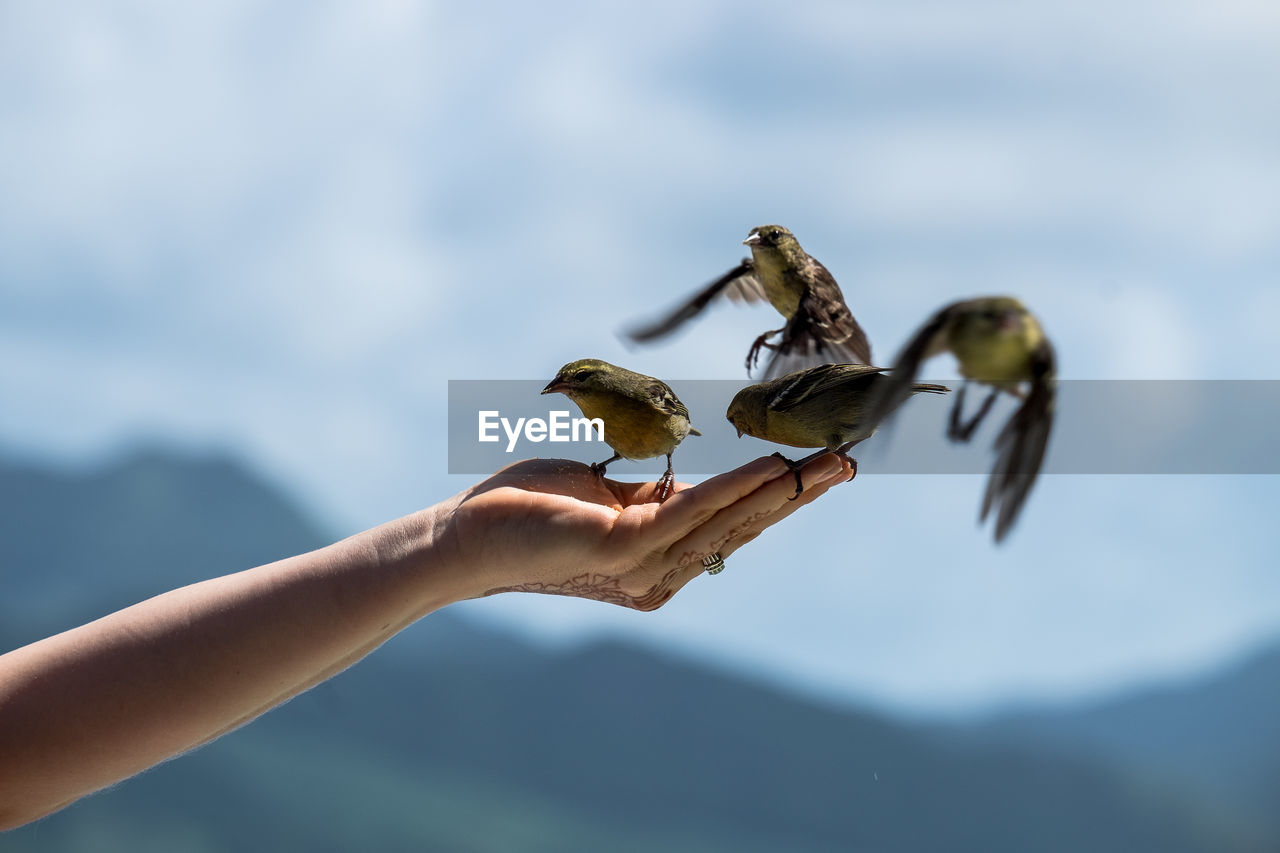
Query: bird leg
655,453,676,503
947,384,1000,443
770,453,805,499
768,446,842,500
832,442,860,481
589,452,623,478
745,327,786,373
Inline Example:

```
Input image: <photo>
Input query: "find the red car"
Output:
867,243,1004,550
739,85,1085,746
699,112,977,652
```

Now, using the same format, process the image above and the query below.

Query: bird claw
771,447,857,501
745,330,784,374
948,386,999,443
771,452,805,500
655,469,675,502
837,452,858,480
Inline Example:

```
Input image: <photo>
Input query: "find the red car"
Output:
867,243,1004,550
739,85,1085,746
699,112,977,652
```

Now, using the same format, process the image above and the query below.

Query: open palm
438,454,851,610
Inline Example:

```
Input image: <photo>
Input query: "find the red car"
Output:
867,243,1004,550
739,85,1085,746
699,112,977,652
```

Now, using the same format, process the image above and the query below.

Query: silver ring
702,552,726,575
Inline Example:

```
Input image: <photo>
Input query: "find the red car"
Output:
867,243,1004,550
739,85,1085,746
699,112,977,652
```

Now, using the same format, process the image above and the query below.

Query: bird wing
863,301,959,427
760,328,874,379
623,260,763,343
758,260,873,378
642,380,692,422
800,261,874,362
767,363,886,413
980,337,1057,543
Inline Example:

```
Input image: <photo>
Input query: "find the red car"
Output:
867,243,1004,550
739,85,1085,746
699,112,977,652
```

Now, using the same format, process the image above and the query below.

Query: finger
673,459,849,587
623,457,850,606
485,459,601,497
717,460,849,560
664,453,849,571
647,455,789,542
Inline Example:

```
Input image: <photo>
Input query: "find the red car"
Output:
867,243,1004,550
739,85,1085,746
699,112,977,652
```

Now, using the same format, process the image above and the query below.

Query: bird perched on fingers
726,363,949,498
868,296,1057,542
625,225,873,378
542,358,700,502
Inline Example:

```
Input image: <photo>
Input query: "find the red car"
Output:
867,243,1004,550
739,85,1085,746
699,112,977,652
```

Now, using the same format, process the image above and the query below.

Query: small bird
726,363,949,498
542,358,700,502
868,296,1057,542
625,225,873,378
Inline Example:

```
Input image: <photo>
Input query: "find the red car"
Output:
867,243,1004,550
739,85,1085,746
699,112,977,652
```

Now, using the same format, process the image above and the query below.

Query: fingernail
812,455,842,482
816,470,848,489
832,469,854,486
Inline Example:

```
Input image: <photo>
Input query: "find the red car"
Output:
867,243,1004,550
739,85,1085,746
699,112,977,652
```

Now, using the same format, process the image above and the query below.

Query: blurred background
3,1,1278,849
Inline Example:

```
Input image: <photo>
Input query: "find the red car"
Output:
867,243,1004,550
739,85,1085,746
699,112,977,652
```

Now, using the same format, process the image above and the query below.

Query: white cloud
2,0,1279,715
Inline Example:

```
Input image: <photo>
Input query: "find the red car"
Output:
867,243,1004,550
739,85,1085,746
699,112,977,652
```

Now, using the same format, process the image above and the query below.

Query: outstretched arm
0,453,850,829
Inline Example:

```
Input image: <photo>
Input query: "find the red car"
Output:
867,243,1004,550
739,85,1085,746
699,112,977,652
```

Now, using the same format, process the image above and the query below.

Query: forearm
0,454,848,830
0,505,470,829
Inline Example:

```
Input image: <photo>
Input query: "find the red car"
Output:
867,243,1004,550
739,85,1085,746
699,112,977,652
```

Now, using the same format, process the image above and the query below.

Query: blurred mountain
1,448,1273,851
0,447,329,652
970,644,1280,838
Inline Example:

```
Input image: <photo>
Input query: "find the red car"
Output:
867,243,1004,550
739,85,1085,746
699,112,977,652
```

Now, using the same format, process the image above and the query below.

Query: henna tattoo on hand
714,510,770,552
484,565,683,612
484,508,777,611
674,509,772,568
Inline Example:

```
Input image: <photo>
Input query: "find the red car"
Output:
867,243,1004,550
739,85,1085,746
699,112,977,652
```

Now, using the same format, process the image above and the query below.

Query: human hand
0,453,849,829
435,453,853,610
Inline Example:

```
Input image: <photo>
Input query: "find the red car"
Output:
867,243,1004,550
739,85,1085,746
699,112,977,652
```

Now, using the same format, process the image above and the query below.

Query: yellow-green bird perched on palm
625,225,873,379
868,296,1057,543
542,359,700,502
726,363,949,498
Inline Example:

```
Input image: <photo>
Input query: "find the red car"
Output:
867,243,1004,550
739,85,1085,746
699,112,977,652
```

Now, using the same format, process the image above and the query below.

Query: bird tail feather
911,383,950,395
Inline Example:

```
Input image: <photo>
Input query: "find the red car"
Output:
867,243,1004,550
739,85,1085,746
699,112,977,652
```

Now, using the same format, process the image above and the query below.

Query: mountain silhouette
1,448,1272,851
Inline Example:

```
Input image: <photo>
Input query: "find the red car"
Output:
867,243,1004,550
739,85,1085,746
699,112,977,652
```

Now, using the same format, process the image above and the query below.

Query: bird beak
541,377,566,395
742,233,762,247
735,427,744,438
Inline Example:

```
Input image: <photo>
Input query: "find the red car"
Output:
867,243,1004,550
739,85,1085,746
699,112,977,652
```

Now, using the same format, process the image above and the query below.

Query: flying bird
869,297,1057,542
625,225,873,378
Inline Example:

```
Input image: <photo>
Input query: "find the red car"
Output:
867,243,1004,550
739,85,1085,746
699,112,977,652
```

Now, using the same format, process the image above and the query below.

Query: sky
2,0,1278,717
